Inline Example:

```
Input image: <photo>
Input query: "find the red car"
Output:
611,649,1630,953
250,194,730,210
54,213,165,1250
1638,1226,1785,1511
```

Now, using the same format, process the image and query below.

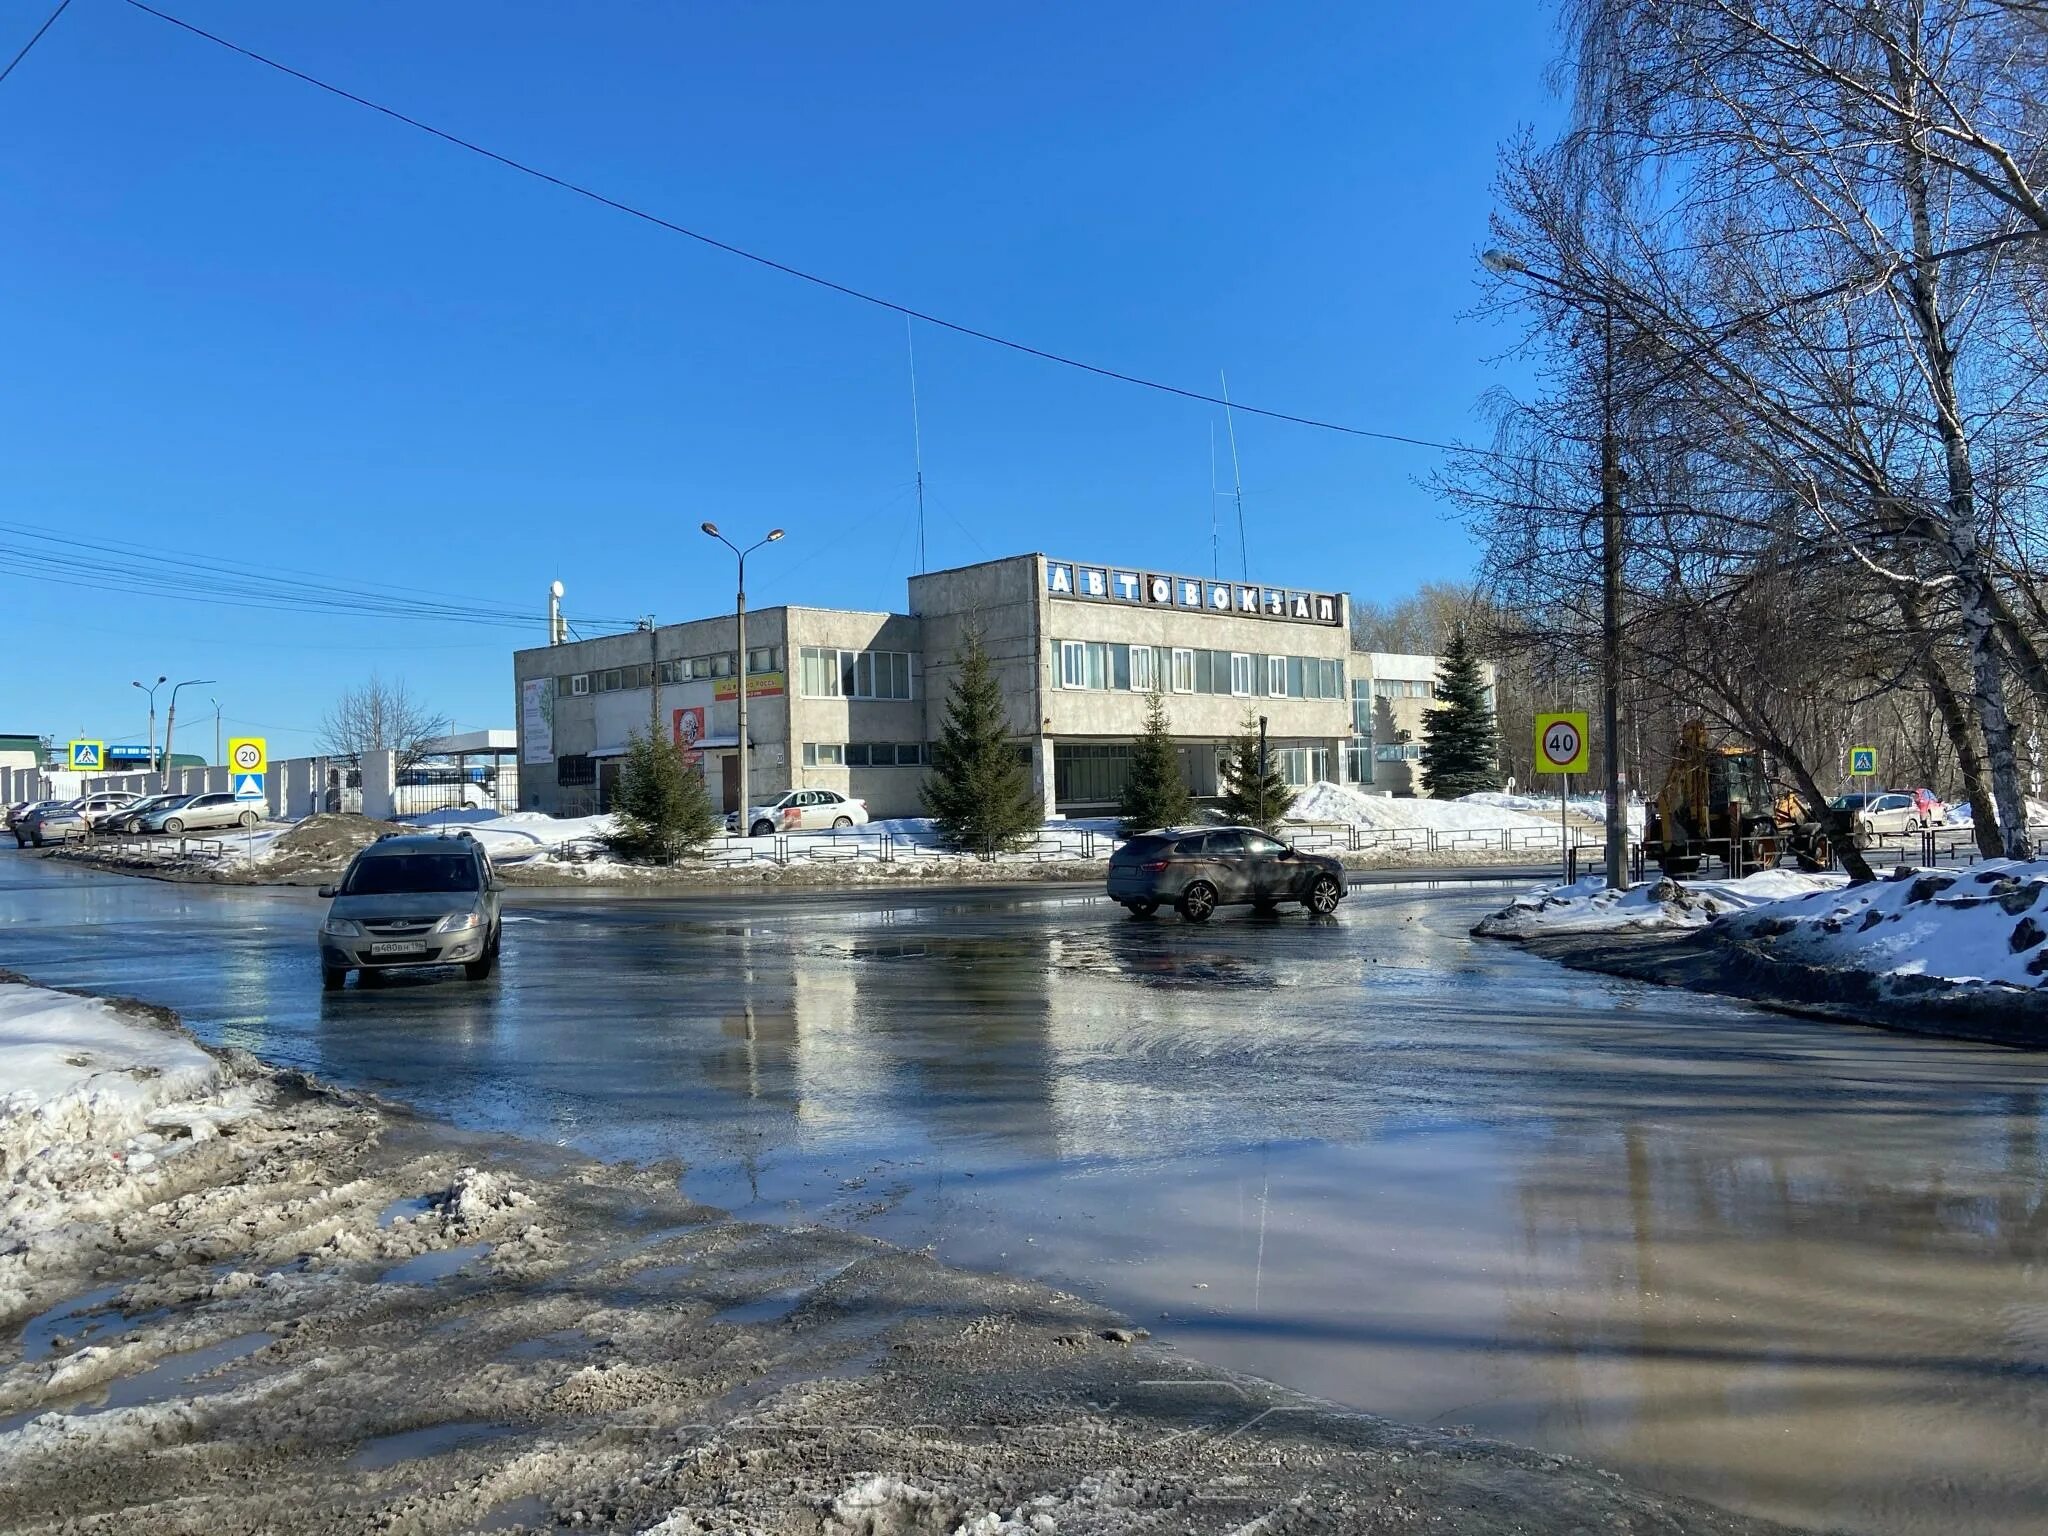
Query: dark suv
1107,826,1346,922
317,832,501,989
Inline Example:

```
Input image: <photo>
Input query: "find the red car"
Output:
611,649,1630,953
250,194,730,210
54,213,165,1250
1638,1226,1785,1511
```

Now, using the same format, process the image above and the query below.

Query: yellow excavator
1643,722,1832,875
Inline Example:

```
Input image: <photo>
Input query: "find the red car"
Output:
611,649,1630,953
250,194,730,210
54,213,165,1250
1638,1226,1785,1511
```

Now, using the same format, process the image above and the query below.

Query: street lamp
700,524,785,834
132,675,167,771
211,697,223,766
1483,248,1628,890
161,678,217,785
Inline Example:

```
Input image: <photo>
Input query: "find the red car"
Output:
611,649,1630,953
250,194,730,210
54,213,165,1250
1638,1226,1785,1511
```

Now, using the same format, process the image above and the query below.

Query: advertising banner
713,671,785,702
673,706,707,760
521,678,555,765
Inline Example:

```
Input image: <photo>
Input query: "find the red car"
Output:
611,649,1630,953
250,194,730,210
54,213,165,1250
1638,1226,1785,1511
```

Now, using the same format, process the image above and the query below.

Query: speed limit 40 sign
227,737,268,776
1534,712,1590,774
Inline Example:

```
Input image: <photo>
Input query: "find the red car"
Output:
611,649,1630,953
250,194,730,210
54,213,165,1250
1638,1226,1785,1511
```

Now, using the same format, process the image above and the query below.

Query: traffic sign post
228,737,267,777
1848,745,1878,814
68,740,105,772
1535,713,1592,881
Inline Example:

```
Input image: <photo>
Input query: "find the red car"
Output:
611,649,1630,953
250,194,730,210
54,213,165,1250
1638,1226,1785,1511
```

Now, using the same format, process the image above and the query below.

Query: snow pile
399,808,616,863
1,983,255,1317
1463,790,1649,829
1475,868,1844,938
1718,860,2048,991
1291,781,1552,832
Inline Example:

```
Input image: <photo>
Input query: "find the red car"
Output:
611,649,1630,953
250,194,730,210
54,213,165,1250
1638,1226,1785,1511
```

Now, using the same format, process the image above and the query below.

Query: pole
736,561,749,835
1258,714,1269,823
648,620,661,744
1562,770,1571,882
212,699,221,766
1600,296,1628,890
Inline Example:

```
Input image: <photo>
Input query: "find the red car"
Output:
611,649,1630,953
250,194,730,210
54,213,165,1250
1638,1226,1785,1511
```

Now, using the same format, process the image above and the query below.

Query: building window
1345,738,1374,784
1053,743,1132,805
800,648,913,700
1171,648,1194,693
556,754,595,786
1375,743,1422,762
1131,644,1156,692
1059,641,1085,690
1352,678,1373,736
749,646,778,674
1267,655,1287,697
569,674,591,696
804,743,846,767
1230,653,1252,696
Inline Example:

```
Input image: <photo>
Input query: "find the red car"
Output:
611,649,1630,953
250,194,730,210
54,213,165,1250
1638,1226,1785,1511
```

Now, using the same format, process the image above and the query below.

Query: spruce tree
1419,623,1498,798
1217,711,1297,833
923,627,1040,855
605,728,720,861
1118,691,1193,837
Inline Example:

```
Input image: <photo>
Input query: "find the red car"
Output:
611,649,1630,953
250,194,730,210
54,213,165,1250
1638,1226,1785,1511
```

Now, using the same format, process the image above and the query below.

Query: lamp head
550,579,564,599
1480,248,1528,276
700,522,720,538
767,528,785,542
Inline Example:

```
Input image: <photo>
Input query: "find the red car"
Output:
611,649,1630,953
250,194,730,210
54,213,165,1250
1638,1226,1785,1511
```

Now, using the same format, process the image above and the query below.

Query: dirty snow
1474,869,1845,938
1718,860,2048,991
1291,780,1555,832
1462,790,1649,829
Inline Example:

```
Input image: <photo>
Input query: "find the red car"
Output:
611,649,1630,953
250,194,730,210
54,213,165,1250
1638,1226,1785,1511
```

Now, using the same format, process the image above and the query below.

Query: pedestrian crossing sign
1849,746,1878,777
68,740,104,771
232,772,266,802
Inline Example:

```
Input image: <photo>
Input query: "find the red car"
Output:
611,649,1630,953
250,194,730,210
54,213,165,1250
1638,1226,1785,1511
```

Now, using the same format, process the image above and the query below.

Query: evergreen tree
924,627,1040,855
605,728,720,861
1217,711,1296,833
1419,623,1498,798
1118,691,1193,836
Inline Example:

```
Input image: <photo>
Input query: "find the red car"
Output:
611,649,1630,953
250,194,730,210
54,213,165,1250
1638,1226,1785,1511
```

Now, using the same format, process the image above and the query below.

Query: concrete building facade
512,554,1486,820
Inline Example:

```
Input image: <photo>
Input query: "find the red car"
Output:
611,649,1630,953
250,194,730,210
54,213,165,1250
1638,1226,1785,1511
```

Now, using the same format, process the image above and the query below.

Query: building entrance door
721,754,740,814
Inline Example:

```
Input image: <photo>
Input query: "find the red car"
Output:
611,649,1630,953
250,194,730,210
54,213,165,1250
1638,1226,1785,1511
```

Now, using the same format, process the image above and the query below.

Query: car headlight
322,918,365,938
434,911,482,934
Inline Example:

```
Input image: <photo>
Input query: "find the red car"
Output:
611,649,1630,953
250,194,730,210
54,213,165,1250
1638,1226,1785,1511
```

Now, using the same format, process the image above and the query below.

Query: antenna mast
907,316,927,574
1220,368,1249,580
1208,421,1221,581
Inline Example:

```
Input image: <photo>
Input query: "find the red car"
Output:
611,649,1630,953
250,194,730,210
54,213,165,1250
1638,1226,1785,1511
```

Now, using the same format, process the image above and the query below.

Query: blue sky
0,1,1561,758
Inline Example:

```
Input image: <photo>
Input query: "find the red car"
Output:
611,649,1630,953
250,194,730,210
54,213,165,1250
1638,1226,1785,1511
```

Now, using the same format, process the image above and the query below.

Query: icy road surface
3,848,2045,1536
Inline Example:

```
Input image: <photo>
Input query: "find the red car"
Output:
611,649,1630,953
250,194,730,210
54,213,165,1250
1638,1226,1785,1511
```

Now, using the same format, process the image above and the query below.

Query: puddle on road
0,1331,276,1436
709,1261,857,1327
376,1194,437,1228
348,1418,519,1470
16,1284,128,1362
378,1243,491,1286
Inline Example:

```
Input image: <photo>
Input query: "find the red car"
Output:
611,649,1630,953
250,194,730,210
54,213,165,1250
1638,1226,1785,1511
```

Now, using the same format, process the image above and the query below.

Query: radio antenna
1220,368,1249,580
907,315,927,574
1208,421,1221,581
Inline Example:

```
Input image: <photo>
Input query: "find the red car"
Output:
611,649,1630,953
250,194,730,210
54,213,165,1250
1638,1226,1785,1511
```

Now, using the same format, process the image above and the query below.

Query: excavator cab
1644,723,1785,876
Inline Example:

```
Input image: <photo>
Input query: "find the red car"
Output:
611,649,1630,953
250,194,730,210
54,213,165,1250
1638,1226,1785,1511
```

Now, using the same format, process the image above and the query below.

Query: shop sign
1045,561,1340,625
713,671,785,702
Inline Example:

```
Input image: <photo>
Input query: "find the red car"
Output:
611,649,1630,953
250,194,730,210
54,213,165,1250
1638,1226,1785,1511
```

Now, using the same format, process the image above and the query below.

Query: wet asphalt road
3,848,2045,1536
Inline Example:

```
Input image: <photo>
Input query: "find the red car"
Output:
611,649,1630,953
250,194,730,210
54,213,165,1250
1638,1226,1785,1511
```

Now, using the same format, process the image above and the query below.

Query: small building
513,554,1489,818
0,734,43,776
1351,651,1498,797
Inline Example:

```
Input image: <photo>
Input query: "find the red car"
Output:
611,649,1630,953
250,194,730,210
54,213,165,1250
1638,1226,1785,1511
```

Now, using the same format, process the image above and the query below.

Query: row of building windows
799,647,915,701
802,742,928,767
1056,642,1344,700
562,647,782,697
1373,678,1435,700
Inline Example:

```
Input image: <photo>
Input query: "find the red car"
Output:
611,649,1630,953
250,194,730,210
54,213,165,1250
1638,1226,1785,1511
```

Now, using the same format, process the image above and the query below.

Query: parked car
83,792,149,829
7,799,64,846
1828,790,1944,845
316,832,501,989
23,792,142,846
1107,826,1346,922
99,792,197,834
726,788,869,839
140,791,261,835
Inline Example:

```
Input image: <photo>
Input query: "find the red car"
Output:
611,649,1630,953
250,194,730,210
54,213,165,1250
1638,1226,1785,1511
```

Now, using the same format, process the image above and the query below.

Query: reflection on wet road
3,851,2044,1535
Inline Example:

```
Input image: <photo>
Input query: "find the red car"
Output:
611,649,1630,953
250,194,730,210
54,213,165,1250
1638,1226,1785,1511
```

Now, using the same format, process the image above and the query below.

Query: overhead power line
118,0,1480,459
0,0,73,90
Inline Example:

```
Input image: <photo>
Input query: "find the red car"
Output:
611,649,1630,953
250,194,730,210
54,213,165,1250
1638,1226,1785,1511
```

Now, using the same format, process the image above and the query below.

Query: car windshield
1830,794,1875,810
342,852,481,895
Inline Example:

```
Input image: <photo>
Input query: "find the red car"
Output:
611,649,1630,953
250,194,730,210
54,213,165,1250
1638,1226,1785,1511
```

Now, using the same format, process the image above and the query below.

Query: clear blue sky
0,0,1561,759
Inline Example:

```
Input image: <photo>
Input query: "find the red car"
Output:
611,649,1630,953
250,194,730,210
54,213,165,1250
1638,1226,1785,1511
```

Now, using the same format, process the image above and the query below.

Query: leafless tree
320,675,448,772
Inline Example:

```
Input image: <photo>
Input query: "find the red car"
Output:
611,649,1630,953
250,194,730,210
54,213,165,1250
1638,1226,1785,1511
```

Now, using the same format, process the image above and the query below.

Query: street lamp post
211,698,222,766
1484,248,1629,890
161,678,217,786
700,524,784,834
132,675,166,772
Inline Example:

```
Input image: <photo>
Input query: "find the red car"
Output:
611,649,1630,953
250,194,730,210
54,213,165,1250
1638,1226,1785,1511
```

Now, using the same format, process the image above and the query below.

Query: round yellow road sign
1534,712,1591,774
228,737,267,776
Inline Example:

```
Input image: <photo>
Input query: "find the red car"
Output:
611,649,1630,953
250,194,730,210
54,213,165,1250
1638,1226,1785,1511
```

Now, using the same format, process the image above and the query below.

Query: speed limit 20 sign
1534,712,1590,774
227,737,268,776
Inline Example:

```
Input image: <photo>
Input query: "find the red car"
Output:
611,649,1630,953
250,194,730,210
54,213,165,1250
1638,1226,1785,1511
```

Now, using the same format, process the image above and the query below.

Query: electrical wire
118,0,1485,459
0,0,73,90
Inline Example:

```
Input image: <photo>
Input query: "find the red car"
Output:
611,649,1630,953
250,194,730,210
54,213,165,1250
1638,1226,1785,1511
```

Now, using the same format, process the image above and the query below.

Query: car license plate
370,940,428,957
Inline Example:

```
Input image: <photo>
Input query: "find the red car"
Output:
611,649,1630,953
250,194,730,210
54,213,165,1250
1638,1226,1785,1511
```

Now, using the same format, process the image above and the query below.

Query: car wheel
1178,880,1218,923
1308,874,1343,916
750,820,774,838
164,818,185,835
1125,900,1158,918
31,835,44,848
322,966,348,991
833,816,854,830
238,810,259,828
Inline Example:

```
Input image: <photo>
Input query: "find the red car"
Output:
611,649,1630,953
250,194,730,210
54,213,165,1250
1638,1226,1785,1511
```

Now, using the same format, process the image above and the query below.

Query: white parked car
727,789,869,839
141,791,262,835
1831,791,1943,844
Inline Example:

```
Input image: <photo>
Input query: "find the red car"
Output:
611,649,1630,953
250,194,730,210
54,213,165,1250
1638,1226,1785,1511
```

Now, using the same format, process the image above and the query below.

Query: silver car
317,832,502,989
24,792,142,846
100,792,196,834
140,791,262,835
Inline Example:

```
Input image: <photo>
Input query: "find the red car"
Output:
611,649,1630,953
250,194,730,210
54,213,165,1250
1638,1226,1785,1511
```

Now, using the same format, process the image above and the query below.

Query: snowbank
1474,869,1844,938
1291,781,1553,832
1462,790,1650,830
1718,860,2048,991
399,808,615,863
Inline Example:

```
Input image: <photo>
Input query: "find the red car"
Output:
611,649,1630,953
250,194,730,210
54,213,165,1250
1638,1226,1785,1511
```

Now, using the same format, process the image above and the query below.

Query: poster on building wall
521,678,555,764
673,706,706,761
713,672,785,702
